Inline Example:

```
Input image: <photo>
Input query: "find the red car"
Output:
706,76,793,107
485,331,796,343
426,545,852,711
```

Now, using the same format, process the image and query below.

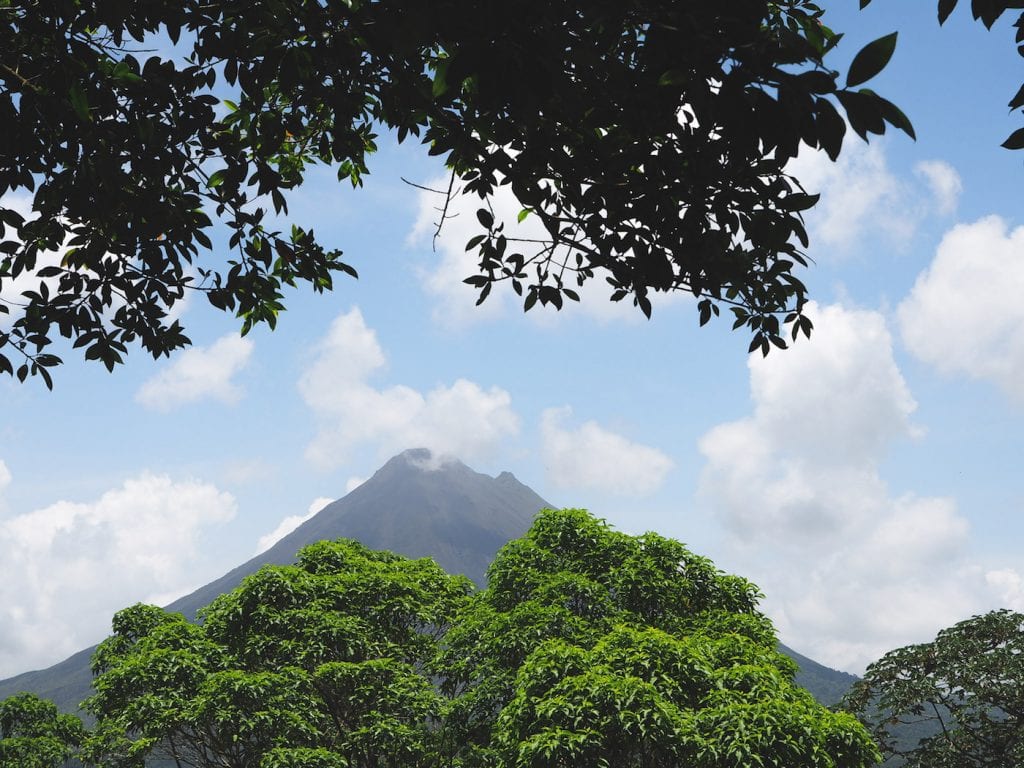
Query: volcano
0,448,856,712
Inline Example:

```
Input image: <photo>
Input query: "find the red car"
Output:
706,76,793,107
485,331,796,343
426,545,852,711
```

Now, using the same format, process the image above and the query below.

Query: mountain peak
400,446,432,459
370,448,473,479
268,450,550,589
382,447,466,473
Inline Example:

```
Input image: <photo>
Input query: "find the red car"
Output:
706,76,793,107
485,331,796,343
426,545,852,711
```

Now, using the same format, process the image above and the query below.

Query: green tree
82,540,471,768
74,509,879,768
0,691,87,768
0,0,915,384
842,609,1024,768
437,508,878,767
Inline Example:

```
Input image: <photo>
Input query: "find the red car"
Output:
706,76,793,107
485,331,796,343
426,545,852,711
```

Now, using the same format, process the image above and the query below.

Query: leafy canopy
842,609,1024,768
2,508,882,768
0,0,918,385
437,508,879,768
82,539,471,768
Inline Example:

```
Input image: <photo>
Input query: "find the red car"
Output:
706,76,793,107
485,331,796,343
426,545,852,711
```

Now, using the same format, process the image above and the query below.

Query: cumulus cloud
698,302,1021,672
541,406,674,495
298,307,520,469
254,496,332,555
0,471,237,678
787,143,958,255
898,216,1024,400
408,176,676,328
136,333,254,410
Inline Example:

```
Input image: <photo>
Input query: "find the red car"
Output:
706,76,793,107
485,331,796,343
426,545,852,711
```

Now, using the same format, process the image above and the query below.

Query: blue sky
1,2,1023,678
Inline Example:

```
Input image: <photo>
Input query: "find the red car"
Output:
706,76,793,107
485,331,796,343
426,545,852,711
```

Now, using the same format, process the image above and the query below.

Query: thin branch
399,170,461,252
0,62,41,92
433,169,459,251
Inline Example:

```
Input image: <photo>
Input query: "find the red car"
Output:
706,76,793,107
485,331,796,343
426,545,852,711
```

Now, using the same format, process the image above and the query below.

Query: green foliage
8,510,881,767
0,1,916,384
0,691,86,767
436,508,878,767
842,609,1024,767
83,540,472,768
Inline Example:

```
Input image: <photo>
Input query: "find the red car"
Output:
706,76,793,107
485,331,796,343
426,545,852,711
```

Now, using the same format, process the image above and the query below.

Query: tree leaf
431,57,450,98
1001,126,1024,149
1009,83,1024,111
781,192,820,212
938,0,960,24
68,84,90,121
846,32,898,88
815,99,847,160
835,91,880,140
971,0,1006,28
877,96,916,140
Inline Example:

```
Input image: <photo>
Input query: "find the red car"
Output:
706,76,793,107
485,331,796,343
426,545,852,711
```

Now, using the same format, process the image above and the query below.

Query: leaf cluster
437,1,913,356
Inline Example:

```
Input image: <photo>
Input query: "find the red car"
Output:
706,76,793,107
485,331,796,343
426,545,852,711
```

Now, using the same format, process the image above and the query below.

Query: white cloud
308,496,333,514
986,569,1024,611
345,476,366,493
787,143,957,255
220,458,275,486
899,216,1024,400
408,177,519,329
698,302,1021,672
0,459,10,494
915,160,962,215
0,472,236,678
408,176,677,328
254,496,332,555
136,333,254,410
299,308,520,469
540,406,674,495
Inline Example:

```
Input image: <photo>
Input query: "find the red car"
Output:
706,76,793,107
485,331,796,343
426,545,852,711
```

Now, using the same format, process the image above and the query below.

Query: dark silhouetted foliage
0,1,916,383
